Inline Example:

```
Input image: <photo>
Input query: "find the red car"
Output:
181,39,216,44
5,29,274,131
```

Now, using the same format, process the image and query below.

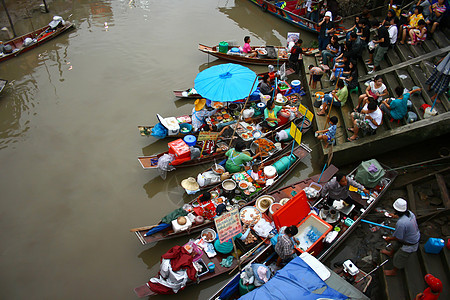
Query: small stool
349,86,359,94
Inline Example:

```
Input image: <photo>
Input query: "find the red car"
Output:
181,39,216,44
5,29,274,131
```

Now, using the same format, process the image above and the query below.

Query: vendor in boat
225,141,261,173
258,74,274,96
275,225,299,267
261,99,283,130
191,98,217,132
321,173,369,207
247,163,266,185
242,36,257,57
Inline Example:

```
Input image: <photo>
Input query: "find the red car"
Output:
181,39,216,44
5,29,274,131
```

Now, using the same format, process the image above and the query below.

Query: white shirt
388,25,398,45
369,81,387,96
363,104,383,130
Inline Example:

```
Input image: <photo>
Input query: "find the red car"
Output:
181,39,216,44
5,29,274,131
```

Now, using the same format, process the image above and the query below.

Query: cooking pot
222,179,236,191
263,166,277,179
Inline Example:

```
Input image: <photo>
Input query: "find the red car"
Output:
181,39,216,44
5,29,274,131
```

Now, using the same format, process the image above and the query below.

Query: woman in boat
191,98,217,132
242,36,257,57
258,74,274,96
261,99,283,130
225,141,261,173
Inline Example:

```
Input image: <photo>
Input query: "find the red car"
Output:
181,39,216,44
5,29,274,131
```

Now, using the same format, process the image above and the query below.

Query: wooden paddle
129,224,158,232
228,236,269,274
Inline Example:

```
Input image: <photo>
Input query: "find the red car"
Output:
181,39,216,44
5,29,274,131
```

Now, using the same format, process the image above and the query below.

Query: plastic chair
349,86,359,94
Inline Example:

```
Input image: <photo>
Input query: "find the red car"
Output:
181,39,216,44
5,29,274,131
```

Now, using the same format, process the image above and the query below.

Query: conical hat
181,177,200,191
256,196,273,213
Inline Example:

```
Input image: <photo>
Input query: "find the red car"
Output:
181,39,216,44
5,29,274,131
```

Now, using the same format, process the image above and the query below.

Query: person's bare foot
384,269,397,276
380,249,394,257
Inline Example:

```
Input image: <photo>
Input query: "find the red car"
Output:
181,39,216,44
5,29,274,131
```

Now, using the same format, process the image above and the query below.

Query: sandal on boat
347,137,359,142
347,127,354,133
317,111,326,116
408,41,416,45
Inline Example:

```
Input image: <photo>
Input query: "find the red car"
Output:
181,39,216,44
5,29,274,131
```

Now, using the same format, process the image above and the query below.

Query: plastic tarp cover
354,159,386,189
151,123,168,138
239,257,347,300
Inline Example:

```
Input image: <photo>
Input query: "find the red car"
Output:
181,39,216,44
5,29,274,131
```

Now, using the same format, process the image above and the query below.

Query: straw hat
194,98,207,111
181,177,200,191
256,196,273,213
177,216,187,226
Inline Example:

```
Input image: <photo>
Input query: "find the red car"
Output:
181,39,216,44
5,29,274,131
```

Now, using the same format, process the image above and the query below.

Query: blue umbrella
194,63,258,102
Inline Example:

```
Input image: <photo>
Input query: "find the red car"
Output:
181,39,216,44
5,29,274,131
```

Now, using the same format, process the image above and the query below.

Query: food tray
250,138,276,157
235,229,262,253
240,206,262,226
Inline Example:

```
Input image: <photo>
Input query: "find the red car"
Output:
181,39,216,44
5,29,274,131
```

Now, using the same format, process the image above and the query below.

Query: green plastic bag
354,159,385,188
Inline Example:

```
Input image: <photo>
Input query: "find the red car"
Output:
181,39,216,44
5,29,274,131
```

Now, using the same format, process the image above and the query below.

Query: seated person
261,99,283,130
225,141,261,173
357,75,388,111
321,173,369,207
426,0,447,35
321,35,341,68
380,86,421,119
242,36,257,57
315,116,338,148
348,101,383,141
318,80,348,116
345,60,359,91
308,64,324,90
330,53,350,82
275,225,299,267
191,98,217,132
345,16,362,41
408,19,427,44
258,74,274,96
199,192,212,203
400,6,424,44
247,163,266,185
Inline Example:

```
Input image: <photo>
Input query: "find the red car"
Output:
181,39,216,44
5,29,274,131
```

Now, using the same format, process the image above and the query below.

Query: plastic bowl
201,228,217,242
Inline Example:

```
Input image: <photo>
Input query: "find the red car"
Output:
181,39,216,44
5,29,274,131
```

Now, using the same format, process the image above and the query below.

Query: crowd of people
300,0,448,144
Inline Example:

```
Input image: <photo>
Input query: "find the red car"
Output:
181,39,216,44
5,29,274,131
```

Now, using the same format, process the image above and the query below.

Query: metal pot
222,179,236,192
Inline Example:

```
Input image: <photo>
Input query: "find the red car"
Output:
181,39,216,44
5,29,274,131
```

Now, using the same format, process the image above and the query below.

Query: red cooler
272,191,332,256
278,109,291,125
168,139,191,165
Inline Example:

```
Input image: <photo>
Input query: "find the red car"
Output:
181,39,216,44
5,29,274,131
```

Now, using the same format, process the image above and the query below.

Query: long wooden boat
0,79,7,94
134,237,272,298
208,246,371,300
132,143,312,245
137,111,311,170
264,162,398,261
246,0,346,34
199,44,290,66
0,20,74,63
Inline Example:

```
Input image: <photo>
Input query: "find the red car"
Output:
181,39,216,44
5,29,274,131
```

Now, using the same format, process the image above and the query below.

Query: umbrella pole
228,76,259,149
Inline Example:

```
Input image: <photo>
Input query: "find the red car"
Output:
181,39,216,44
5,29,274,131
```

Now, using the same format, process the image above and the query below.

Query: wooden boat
208,245,371,300
134,236,272,298
0,20,74,63
245,0,344,34
199,44,290,66
262,162,398,261
0,79,7,94
132,143,312,245
137,109,311,170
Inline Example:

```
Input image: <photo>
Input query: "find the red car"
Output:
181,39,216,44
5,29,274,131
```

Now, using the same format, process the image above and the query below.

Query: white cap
393,198,407,212
325,11,333,21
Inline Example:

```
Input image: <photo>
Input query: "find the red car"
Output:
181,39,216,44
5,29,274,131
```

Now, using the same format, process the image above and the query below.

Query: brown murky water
0,0,321,299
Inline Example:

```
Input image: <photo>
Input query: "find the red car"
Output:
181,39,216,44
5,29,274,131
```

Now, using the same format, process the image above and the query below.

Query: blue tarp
239,257,347,300
144,223,171,237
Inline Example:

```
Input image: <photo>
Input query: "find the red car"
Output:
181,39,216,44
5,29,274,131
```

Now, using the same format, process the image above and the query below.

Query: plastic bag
190,147,201,160
151,123,168,139
157,154,175,179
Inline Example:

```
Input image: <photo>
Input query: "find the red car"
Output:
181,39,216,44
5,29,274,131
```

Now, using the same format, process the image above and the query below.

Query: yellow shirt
409,13,424,28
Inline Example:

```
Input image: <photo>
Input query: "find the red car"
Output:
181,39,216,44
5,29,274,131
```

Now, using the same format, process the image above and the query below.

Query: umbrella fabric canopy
194,63,258,102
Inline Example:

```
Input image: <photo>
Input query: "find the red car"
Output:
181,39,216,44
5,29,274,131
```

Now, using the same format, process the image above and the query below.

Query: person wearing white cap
381,198,420,276
318,11,335,51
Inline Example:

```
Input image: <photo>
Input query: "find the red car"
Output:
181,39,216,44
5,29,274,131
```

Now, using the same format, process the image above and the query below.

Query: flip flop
317,112,326,116
347,127,354,133
347,137,359,142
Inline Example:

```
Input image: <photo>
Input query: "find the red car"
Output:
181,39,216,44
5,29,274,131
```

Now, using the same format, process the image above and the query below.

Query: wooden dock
300,28,450,165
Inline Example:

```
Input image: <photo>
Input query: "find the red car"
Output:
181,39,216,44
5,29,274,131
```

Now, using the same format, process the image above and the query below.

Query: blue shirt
326,124,337,140
390,93,410,120
393,211,420,252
